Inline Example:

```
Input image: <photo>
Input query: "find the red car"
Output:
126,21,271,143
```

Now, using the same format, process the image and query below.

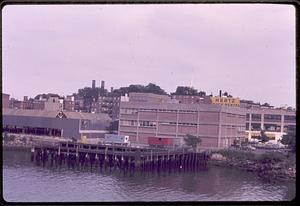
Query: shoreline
208,151,296,183
3,142,296,184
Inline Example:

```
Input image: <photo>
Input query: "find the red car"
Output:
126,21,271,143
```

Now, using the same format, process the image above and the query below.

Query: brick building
2,93,10,108
119,93,246,149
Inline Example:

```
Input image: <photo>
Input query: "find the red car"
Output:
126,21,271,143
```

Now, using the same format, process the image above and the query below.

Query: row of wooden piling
31,146,208,174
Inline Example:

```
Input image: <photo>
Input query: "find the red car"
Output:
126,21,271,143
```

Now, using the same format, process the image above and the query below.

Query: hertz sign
211,97,240,107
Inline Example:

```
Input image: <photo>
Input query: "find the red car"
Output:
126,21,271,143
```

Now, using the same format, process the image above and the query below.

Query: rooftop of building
3,108,112,121
245,107,296,115
129,92,170,98
120,101,246,114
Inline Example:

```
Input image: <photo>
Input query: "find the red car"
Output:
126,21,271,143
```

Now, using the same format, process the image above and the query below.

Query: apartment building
119,93,246,149
64,95,75,111
97,94,121,120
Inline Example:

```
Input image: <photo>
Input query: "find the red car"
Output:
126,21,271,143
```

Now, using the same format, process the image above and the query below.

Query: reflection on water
3,150,295,202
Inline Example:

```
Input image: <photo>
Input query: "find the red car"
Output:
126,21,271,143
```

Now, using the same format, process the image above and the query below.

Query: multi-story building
63,95,75,111
98,94,121,120
74,97,85,112
44,97,63,111
246,107,296,143
9,98,25,109
2,93,10,108
240,99,261,109
32,100,45,110
130,92,171,103
22,96,34,110
119,93,246,149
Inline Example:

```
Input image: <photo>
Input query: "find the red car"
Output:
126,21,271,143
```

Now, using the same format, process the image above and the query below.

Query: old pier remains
31,141,209,174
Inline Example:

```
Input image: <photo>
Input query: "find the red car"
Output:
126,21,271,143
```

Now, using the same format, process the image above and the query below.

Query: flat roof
2,108,111,121
120,101,246,115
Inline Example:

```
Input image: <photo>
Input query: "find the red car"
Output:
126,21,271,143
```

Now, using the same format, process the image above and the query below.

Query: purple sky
2,4,295,107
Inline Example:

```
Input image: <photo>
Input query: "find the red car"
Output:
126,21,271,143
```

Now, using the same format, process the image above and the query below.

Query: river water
3,150,295,202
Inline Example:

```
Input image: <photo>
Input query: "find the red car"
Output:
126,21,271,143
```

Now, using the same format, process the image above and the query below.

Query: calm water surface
3,150,295,202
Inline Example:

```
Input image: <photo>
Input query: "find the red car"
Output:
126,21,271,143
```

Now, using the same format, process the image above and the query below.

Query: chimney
92,80,96,89
24,96,28,102
101,80,105,90
111,87,113,92
219,90,222,97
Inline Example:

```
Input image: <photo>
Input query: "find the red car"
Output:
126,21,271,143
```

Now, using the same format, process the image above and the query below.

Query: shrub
256,152,285,163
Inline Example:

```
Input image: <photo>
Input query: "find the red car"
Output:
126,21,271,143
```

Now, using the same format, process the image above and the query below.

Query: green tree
184,134,201,152
259,130,269,143
198,91,206,97
281,126,296,151
112,83,167,96
34,93,61,100
145,83,167,95
173,86,198,95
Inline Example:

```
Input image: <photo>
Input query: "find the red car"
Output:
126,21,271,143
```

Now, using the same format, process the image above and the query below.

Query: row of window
120,108,218,115
226,114,245,119
120,120,223,127
246,114,295,121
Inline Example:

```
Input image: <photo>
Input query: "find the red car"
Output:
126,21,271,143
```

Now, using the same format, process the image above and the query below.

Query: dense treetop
171,86,206,96
34,93,62,100
111,83,167,96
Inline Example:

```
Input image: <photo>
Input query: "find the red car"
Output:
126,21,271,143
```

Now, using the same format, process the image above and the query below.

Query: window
179,110,197,114
139,121,157,127
140,108,157,112
120,120,137,126
159,122,176,125
264,114,281,121
120,108,138,114
284,115,295,121
251,114,261,120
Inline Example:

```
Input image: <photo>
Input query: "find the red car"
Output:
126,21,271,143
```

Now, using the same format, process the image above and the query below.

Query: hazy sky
2,4,296,107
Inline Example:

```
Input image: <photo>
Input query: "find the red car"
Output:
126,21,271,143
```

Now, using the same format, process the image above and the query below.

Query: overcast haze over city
2,4,295,108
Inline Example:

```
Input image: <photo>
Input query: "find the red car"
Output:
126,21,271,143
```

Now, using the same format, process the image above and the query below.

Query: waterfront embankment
208,149,296,183
2,133,67,151
2,133,296,183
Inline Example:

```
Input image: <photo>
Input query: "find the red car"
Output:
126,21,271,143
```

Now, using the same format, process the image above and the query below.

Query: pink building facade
119,96,246,149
